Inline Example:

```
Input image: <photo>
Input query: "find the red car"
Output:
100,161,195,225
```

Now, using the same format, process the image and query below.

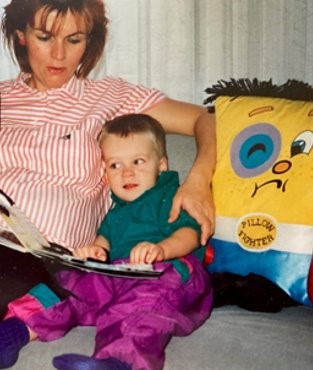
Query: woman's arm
145,98,216,245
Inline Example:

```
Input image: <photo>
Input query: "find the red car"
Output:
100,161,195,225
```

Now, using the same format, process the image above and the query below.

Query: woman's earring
18,38,26,46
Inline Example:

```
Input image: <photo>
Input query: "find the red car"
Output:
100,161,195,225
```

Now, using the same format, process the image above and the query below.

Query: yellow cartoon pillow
206,79,313,306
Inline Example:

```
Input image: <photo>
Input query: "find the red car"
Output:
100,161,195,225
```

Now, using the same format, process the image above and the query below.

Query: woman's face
17,8,88,91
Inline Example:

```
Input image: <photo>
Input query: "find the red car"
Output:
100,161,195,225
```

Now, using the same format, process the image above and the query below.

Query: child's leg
26,270,119,342
0,284,97,370
94,258,212,370
0,270,91,369
53,354,131,370
0,318,30,369
54,258,213,370
0,283,60,369
4,282,61,321
25,296,93,341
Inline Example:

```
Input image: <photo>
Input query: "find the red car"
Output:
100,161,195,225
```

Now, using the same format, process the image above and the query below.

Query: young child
0,114,213,370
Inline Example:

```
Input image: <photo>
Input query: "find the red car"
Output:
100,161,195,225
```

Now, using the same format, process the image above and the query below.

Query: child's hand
73,245,108,261
130,242,165,264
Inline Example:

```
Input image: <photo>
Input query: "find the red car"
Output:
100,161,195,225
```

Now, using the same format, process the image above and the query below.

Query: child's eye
109,163,120,170
134,158,145,165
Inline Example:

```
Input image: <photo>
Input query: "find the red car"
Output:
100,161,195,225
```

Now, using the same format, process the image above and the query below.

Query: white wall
1,0,313,103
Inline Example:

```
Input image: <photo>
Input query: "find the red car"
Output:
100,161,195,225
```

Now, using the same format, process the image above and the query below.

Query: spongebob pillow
205,79,313,306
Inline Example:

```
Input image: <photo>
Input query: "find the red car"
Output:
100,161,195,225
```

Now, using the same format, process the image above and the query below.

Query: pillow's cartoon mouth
251,178,288,197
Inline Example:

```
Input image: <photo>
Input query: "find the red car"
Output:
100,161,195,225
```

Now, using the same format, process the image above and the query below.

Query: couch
11,134,313,370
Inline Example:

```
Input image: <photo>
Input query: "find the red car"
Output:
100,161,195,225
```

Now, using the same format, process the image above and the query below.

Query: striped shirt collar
13,72,85,100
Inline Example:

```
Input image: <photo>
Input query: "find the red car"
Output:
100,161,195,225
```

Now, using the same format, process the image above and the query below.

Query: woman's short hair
99,114,168,159
1,0,108,78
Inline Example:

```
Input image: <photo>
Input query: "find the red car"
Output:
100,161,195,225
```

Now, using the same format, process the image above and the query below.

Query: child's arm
73,235,110,261
130,227,199,264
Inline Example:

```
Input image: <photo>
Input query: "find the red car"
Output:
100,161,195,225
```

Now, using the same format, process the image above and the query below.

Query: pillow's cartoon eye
231,123,281,178
291,131,313,157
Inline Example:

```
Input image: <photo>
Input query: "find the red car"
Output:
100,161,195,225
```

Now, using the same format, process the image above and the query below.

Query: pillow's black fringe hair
204,78,313,110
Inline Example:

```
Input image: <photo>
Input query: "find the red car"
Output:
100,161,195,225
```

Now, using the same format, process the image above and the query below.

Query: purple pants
26,256,213,370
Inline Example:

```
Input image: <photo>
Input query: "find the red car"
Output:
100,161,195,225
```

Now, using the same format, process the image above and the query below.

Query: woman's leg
0,247,72,369
0,247,56,318
0,246,72,319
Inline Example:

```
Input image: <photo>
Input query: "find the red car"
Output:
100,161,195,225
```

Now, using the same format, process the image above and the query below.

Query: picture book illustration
0,189,162,279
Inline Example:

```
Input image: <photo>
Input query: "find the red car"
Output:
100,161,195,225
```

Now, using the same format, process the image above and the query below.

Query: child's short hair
99,113,167,158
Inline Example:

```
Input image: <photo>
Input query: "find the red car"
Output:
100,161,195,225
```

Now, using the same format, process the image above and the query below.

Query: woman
0,0,215,318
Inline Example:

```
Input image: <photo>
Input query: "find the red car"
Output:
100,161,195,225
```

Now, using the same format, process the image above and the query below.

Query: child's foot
0,317,29,369
53,354,132,370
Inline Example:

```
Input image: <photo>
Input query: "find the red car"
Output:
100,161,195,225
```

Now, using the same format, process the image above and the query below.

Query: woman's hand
168,178,215,246
145,98,217,245
130,242,165,264
73,244,108,261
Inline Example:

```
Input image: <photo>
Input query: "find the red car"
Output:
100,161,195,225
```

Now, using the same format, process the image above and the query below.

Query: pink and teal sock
53,354,132,370
0,317,29,369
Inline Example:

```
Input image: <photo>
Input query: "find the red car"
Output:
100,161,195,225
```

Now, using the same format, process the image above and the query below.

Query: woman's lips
47,67,66,73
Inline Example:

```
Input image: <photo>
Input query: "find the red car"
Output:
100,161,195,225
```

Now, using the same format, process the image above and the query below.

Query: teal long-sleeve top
97,171,205,281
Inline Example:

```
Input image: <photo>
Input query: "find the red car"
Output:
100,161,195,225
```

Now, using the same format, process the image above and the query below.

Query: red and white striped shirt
0,73,165,248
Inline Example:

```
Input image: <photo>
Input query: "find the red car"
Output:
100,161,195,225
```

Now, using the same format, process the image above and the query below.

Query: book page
0,226,27,253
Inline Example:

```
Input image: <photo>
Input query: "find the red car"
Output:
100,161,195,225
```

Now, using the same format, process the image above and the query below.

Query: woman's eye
67,34,88,44
36,33,51,42
67,37,82,44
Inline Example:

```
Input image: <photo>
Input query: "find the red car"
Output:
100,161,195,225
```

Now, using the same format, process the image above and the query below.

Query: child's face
102,133,167,202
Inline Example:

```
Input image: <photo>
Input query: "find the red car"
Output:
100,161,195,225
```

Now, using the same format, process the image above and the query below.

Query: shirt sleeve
165,209,201,236
97,77,167,118
158,189,201,239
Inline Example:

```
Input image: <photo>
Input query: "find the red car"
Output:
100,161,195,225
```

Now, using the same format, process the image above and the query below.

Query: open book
0,189,162,279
